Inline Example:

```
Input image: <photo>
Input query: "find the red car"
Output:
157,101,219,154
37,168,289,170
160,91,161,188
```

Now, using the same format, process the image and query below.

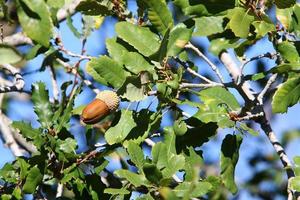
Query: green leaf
276,7,293,31
195,87,240,127
118,76,146,102
220,134,243,194
159,187,180,200
122,52,155,74
104,188,130,195
141,0,174,35
16,158,29,180
184,147,203,182
58,138,77,154
23,166,43,194
173,119,188,136
136,194,155,200
66,15,81,38
105,110,136,145
209,38,240,56
199,87,240,111
252,18,276,37
114,169,147,187
106,37,129,63
115,22,160,56
31,82,53,128
194,104,234,128
275,0,296,9
164,127,177,156
227,8,255,38
174,181,212,198
143,163,163,184
277,41,299,63
0,44,23,65
194,16,225,36
0,163,19,183
12,187,22,200
239,123,259,136
76,0,113,16
16,0,53,47
167,23,193,57
126,141,145,171
291,176,300,192
87,56,127,88
12,121,40,141
47,0,64,8
272,76,300,113
86,61,108,86
271,63,300,73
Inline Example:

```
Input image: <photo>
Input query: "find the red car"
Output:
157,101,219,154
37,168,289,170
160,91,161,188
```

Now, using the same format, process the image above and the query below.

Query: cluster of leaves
0,0,300,199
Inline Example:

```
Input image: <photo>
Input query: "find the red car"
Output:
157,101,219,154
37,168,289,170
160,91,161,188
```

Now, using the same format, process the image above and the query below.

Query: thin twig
174,57,215,84
0,64,25,93
49,65,59,101
257,74,277,104
180,82,223,89
56,58,100,94
185,42,225,83
240,52,278,73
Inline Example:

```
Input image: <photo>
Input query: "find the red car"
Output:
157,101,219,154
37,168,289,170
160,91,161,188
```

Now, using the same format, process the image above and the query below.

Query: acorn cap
95,90,119,111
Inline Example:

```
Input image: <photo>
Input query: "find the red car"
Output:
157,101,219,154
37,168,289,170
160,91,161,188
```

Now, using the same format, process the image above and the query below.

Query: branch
174,57,216,84
257,74,277,104
180,82,223,89
258,116,299,200
56,58,100,94
185,42,225,83
240,52,278,73
0,94,27,157
49,65,59,101
219,51,299,199
219,52,255,101
56,183,64,198
0,64,25,93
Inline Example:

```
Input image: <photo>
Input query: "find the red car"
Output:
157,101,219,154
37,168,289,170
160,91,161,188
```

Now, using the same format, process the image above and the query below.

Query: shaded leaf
141,0,173,35
220,134,243,194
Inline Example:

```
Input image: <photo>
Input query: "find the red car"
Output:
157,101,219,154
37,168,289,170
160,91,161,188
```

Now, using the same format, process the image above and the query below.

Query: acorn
81,90,120,124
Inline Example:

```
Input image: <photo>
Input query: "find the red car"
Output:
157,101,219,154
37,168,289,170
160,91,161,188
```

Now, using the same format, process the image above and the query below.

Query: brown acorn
81,90,119,124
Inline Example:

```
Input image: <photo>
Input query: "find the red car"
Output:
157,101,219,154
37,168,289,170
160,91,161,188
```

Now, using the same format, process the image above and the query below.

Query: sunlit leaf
272,76,300,113
105,110,136,145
